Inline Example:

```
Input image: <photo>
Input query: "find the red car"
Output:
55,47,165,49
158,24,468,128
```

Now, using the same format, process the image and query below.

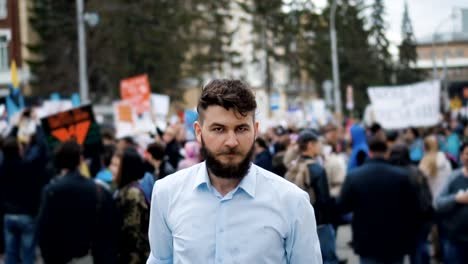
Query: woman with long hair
112,148,149,264
418,135,452,262
419,135,452,200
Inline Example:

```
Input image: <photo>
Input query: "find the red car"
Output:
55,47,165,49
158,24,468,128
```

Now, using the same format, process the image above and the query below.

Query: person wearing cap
147,79,322,264
290,130,337,264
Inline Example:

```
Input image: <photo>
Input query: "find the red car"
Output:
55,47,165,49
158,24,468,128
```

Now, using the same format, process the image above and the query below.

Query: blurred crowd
0,107,467,264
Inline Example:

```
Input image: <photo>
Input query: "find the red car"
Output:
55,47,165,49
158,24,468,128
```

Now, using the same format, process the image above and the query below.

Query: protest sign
114,101,155,138
367,81,440,129
151,93,170,117
39,100,73,118
114,101,136,138
120,74,151,114
40,105,102,158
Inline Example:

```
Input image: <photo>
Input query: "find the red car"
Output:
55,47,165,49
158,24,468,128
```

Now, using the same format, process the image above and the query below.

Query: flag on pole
6,60,24,120
11,60,19,89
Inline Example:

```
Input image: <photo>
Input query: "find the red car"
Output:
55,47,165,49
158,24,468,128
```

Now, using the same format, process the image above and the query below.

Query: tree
87,0,237,100
281,0,318,94
237,0,288,115
27,0,237,101
396,1,424,84
309,0,375,112
369,0,393,84
27,0,78,96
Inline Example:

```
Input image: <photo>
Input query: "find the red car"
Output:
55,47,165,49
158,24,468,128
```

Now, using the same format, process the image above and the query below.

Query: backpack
285,157,316,204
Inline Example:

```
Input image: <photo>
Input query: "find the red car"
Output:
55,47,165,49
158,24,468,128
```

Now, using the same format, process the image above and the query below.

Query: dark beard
201,136,255,179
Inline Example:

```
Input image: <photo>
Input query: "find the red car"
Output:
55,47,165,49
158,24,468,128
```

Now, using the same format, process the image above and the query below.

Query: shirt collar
193,162,211,191
193,162,257,198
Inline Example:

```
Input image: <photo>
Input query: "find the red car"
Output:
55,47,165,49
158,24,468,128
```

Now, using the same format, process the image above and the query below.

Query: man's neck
463,167,468,177
208,171,242,197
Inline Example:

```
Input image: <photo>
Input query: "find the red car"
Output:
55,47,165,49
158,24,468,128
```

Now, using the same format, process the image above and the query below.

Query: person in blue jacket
348,124,369,171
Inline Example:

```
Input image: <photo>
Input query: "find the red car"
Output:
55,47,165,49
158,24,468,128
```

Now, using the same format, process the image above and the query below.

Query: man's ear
194,121,202,144
254,121,259,139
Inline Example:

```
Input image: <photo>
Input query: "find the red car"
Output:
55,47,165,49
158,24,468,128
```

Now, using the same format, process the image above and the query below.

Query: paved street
336,224,359,264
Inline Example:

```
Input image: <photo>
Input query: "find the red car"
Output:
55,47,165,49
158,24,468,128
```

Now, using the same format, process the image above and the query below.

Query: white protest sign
134,112,156,135
367,81,440,129
306,99,327,127
151,94,170,117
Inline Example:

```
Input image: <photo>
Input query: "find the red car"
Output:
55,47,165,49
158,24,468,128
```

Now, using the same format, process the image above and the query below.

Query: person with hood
347,124,369,172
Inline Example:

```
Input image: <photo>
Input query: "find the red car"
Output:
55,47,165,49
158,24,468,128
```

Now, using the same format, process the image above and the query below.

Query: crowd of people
0,79,467,264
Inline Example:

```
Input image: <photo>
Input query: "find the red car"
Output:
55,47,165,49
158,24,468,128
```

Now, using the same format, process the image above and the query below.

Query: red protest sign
120,74,151,114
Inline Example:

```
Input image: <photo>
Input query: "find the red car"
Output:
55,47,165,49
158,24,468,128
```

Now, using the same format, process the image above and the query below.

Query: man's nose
225,131,239,148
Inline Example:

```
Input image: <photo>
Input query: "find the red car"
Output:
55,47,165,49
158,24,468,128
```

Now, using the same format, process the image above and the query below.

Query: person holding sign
147,79,322,264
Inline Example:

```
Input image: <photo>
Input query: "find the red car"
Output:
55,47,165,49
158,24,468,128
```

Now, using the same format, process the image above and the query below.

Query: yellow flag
11,60,19,89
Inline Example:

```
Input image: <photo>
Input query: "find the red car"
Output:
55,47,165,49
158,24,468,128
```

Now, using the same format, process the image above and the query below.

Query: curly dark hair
197,79,257,122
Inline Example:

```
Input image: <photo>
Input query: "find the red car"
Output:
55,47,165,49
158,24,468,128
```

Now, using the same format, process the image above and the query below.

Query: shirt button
219,228,224,233
217,258,222,263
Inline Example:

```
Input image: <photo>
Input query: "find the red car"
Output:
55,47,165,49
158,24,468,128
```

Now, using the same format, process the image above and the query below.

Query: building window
0,0,7,20
0,35,8,70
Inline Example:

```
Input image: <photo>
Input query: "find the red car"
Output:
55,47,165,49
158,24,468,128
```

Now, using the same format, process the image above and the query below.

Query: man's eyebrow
208,122,225,127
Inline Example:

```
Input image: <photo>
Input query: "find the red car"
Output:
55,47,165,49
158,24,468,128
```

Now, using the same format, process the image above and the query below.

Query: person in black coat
162,127,182,169
254,137,274,172
37,140,118,264
337,136,420,264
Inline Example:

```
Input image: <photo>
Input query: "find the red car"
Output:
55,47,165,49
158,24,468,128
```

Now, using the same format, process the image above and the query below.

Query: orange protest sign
51,120,91,145
118,104,134,123
120,74,151,114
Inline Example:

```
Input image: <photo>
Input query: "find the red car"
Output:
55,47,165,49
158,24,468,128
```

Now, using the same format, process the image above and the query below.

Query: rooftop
417,31,468,45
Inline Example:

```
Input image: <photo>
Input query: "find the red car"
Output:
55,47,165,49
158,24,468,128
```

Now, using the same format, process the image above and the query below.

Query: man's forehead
201,106,255,125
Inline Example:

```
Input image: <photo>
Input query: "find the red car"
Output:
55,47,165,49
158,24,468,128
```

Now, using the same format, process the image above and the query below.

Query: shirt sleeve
286,192,322,264
435,172,458,214
147,183,173,264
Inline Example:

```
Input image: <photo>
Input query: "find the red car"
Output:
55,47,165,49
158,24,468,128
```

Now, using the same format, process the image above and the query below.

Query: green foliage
27,0,237,101
308,0,376,112
28,0,78,96
369,0,393,85
396,1,424,84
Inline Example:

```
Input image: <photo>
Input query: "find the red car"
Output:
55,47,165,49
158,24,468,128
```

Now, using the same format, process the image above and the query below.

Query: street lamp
330,0,342,117
431,12,457,80
76,0,99,104
76,0,88,104
431,12,457,112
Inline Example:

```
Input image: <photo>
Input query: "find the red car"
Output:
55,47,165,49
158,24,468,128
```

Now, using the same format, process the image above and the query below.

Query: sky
315,0,468,55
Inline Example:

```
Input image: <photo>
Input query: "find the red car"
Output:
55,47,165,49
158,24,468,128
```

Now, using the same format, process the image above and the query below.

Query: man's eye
213,127,223,132
237,127,249,132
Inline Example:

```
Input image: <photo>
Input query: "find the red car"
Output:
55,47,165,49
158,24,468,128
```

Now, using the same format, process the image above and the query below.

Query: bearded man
146,79,322,264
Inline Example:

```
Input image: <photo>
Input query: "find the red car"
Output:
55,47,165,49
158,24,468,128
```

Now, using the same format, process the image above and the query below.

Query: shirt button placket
215,199,227,264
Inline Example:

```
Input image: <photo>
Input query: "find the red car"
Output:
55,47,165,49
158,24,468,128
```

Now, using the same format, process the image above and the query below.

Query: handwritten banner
367,81,440,129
